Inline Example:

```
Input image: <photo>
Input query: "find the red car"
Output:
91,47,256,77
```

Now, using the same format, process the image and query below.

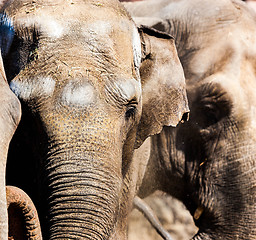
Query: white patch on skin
61,82,95,106
20,16,64,39
83,21,112,36
119,78,141,101
10,77,56,100
10,80,32,100
132,26,142,70
37,77,56,95
43,19,63,39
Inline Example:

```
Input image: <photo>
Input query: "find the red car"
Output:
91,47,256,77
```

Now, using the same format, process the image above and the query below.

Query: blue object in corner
0,12,14,57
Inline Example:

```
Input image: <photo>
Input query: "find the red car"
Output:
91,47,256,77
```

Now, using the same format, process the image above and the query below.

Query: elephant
123,0,256,239
0,1,21,238
2,0,189,239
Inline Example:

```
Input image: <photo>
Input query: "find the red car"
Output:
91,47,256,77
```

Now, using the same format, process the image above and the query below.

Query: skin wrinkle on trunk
47,182,121,239
44,150,122,239
191,124,256,236
36,99,125,239
171,124,254,237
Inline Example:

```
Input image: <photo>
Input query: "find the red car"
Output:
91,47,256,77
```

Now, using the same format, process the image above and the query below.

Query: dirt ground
128,192,198,240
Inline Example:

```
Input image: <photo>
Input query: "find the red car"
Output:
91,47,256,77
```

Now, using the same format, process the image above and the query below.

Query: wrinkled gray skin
3,0,189,239
124,0,256,239
0,0,21,238
0,62,20,240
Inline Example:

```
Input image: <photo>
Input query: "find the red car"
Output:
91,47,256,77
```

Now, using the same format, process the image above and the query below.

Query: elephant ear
135,26,189,148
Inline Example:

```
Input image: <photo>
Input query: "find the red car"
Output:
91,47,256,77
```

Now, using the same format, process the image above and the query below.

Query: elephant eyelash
125,102,137,120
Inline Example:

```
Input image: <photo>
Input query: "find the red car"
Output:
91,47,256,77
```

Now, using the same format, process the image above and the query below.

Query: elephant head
124,0,256,239
4,0,189,239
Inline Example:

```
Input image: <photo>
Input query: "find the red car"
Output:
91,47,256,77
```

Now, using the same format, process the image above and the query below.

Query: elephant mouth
192,204,217,233
193,205,205,221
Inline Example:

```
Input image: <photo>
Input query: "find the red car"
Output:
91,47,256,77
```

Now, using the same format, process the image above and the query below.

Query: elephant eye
199,100,231,129
203,104,220,126
125,102,137,120
198,83,232,128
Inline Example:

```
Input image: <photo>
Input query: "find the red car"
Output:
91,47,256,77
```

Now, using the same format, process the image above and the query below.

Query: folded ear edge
138,25,175,61
138,25,174,41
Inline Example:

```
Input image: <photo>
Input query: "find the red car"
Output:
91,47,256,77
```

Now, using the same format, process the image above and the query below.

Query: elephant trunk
45,153,122,240
6,185,42,240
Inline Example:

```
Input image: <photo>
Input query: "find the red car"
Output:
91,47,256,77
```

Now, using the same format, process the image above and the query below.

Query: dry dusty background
128,192,198,240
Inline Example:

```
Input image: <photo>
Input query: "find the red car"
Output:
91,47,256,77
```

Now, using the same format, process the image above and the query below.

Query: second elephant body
125,0,256,239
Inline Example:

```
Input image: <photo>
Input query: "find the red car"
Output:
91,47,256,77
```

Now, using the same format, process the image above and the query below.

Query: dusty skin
3,0,189,239
124,0,256,239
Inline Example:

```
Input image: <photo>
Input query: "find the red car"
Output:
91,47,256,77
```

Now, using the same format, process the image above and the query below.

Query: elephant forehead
82,20,113,37
60,82,95,107
82,19,141,67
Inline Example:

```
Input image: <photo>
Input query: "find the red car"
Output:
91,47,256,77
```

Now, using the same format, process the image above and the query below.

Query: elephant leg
6,186,42,240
